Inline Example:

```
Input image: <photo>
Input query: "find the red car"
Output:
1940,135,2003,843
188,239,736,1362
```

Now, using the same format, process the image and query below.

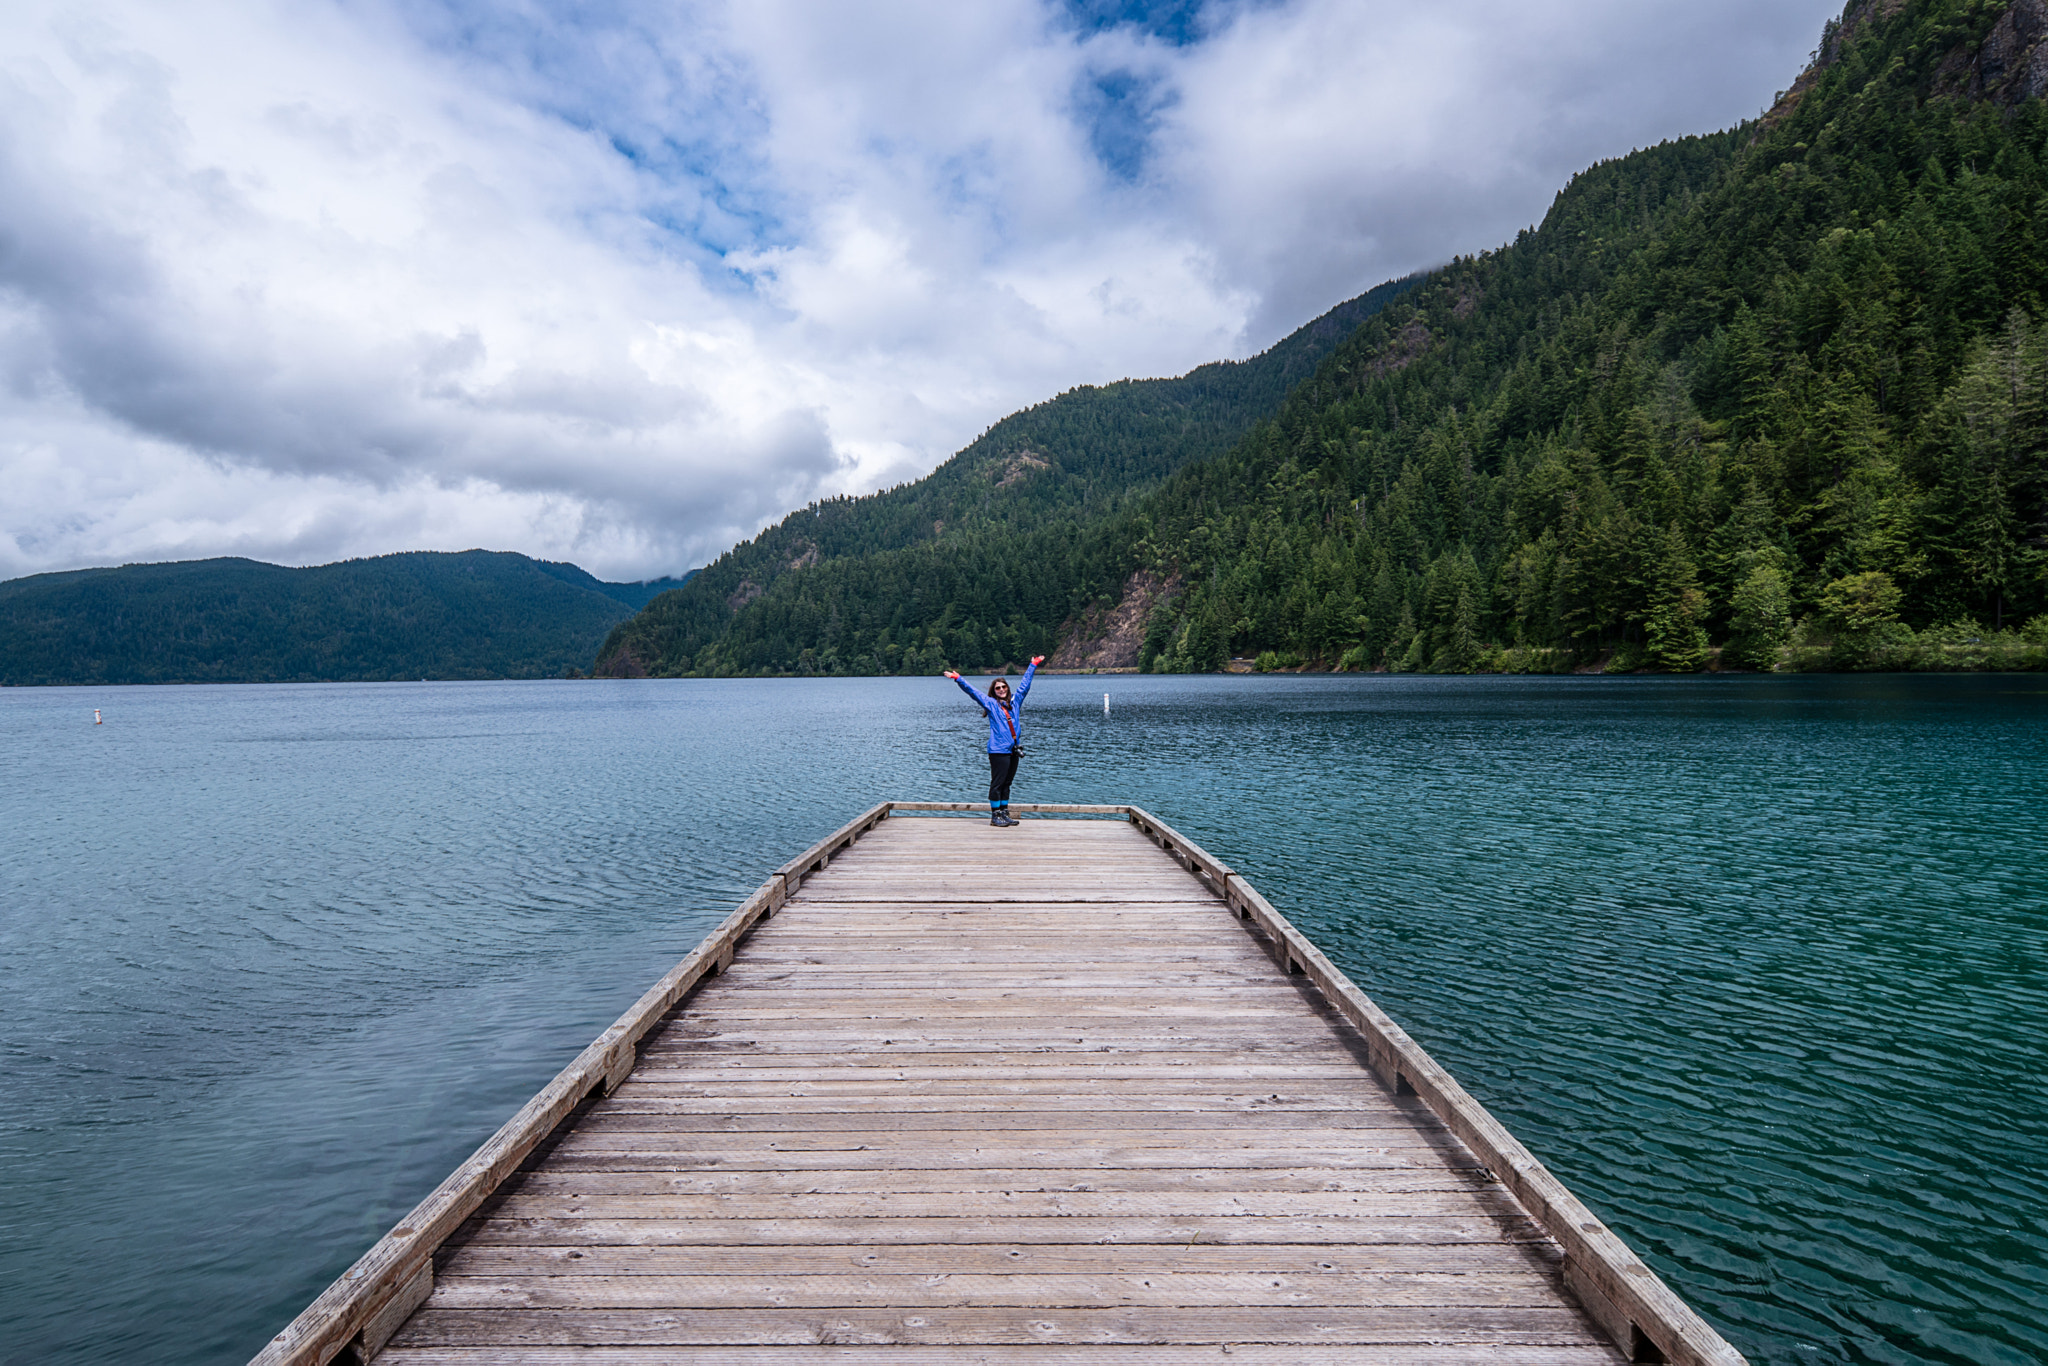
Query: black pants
988,749,1022,804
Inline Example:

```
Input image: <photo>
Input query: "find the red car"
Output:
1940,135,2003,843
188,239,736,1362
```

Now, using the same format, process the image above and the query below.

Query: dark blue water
1,675,2042,1365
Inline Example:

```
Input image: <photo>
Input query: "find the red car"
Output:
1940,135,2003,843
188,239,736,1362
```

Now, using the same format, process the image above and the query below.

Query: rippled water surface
2,675,2043,1364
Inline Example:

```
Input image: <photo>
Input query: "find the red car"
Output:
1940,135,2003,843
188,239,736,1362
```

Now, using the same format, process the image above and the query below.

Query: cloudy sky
2,0,1843,582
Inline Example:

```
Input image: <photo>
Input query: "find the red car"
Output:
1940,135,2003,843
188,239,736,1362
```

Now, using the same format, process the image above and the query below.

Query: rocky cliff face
1048,570,1178,670
1771,0,2048,129
1934,0,2048,104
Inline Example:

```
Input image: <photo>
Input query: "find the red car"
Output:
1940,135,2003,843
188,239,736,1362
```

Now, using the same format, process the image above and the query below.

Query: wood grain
388,1303,1613,1347
377,1347,1642,1366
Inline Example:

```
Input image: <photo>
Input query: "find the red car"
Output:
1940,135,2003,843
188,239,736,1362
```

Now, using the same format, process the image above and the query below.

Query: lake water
1,674,2043,1365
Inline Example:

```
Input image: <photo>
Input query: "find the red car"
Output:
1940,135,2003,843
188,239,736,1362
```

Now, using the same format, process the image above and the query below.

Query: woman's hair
990,678,1011,697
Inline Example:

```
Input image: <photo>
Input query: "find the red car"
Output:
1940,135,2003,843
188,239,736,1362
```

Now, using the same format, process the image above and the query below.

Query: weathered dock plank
386,1304,1613,1348
256,805,1744,1366
364,1352,1633,1366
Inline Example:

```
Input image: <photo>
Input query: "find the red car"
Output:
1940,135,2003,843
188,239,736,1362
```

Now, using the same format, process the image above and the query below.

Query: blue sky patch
1061,0,1209,47
1077,68,1177,181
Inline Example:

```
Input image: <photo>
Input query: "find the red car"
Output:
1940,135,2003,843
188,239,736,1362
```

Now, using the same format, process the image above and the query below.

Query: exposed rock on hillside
1935,0,2048,103
996,450,1052,488
595,643,649,678
1050,570,1178,669
1366,319,1432,378
1769,0,2046,131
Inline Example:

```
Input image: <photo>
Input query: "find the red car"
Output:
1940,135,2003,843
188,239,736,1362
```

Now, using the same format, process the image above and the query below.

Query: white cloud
0,0,1841,581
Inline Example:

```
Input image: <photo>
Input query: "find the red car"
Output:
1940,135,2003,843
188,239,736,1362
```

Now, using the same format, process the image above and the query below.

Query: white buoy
93,709,102,725
1103,692,1110,716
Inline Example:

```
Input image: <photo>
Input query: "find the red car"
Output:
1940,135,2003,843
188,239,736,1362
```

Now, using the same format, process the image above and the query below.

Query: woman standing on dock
946,657,1043,826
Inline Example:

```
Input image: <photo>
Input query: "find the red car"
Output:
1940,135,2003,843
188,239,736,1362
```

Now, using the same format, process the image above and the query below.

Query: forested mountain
602,0,2048,678
0,551,671,685
593,277,1417,676
1131,0,2048,675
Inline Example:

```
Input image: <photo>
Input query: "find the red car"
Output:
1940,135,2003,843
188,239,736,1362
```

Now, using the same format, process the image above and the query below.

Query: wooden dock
256,804,1745,1365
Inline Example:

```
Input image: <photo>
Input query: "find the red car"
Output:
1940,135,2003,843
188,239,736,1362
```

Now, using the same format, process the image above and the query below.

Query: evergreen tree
1645,525,1711,672
1437,584,1485,672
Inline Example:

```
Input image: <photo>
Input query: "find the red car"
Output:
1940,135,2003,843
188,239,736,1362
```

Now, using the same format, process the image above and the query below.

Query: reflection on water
1,674,2042,1364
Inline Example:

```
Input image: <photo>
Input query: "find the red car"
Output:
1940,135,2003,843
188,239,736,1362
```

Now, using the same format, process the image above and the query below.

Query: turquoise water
1,674,2042,1364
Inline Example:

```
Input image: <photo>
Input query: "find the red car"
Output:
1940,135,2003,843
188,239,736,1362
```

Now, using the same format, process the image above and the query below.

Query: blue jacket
954,663,1036,753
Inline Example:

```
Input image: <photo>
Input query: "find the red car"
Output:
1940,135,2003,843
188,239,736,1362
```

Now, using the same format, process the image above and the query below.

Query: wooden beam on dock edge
250,800,1745,1366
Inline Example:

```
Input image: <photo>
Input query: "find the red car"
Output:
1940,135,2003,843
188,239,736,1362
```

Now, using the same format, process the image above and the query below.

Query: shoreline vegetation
576,606,2048,678
1271,612,2048,674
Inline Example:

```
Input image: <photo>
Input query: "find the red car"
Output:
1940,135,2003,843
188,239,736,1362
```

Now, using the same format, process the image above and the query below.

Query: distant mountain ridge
594,275,1420,676
530,561,697,612
0,551,689,685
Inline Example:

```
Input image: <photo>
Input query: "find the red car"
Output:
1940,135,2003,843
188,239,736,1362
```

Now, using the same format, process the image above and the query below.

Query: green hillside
604,0,2048,677
593,277,1417,676
0,551,656,685
1132,0,2048,674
